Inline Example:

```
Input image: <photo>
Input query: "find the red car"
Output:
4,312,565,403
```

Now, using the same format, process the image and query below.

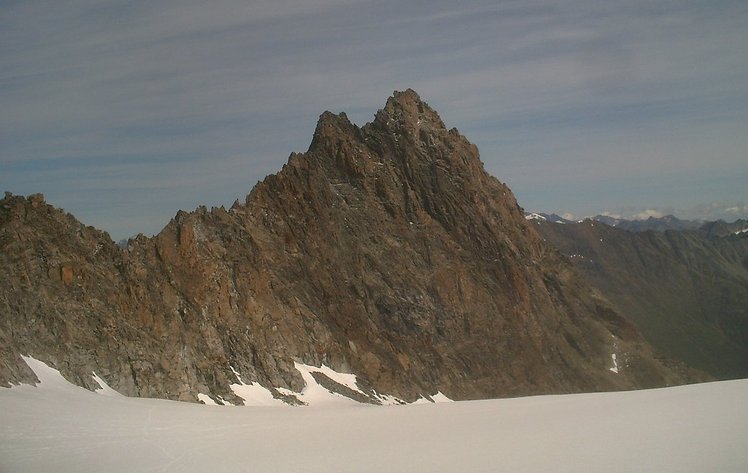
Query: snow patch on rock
92,372,122,397
197,393,219,405
525,213,546,221
609,353,620,374
229,366,285,407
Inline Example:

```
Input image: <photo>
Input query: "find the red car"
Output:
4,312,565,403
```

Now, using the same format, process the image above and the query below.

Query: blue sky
2,0,747,239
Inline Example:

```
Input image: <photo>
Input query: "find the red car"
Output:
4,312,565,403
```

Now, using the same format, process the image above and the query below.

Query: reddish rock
60,265,74,286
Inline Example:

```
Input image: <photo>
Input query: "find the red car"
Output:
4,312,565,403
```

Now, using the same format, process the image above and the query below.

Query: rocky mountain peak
308,111,358,154
374,89,446,134
1,91,697,405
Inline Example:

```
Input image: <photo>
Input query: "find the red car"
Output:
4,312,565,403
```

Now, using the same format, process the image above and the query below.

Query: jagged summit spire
386,88,422,108
307,110,359,155
307,89,448,155
374,89,446,133
295,89,481,184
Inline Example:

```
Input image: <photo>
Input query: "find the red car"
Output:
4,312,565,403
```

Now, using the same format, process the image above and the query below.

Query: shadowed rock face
0,90,696,404
534,218,748,380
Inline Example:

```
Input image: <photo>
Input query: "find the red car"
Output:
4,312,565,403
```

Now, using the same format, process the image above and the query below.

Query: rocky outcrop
534,219,748,379
0,90,696,404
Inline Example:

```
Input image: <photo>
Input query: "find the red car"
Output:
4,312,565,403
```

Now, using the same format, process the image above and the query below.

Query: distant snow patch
21,356,71,390
229,366,285,407
413,391,454,404
374,393,407,405
17,357,436,409
227,363,402,407
287,362,367,406
274,362,411,406
92,372,122,397
231,382,284,406
300,363,360,392
609,353,619,374
431,391,453,403
197,393,219,405
18,356,105,398
525,213,546,221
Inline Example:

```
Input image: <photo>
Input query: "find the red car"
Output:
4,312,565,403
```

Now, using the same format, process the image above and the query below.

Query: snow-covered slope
1,358,746,473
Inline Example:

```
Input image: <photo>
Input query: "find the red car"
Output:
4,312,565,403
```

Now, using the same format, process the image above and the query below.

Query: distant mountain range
526,211,748,235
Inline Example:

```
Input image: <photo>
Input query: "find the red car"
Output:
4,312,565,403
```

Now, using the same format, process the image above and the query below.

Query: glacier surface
1,357,747,473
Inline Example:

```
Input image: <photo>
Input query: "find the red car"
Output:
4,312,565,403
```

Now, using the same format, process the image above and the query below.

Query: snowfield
1,358,747,473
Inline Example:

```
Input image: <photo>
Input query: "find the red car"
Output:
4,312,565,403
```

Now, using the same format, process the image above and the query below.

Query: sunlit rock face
0,90,696,405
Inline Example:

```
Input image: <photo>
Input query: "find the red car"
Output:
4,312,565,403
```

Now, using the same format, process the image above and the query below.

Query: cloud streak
2,0,747,238
595,202,748,223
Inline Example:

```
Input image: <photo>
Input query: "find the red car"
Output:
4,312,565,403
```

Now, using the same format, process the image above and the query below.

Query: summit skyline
2,0,747,240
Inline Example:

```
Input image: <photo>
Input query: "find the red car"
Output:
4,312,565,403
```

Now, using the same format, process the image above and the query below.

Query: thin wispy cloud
595,202,748,223
2,0,747,239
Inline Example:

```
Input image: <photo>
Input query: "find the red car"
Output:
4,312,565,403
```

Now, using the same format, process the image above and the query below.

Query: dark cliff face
534,219,748,380
0,90,693,404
